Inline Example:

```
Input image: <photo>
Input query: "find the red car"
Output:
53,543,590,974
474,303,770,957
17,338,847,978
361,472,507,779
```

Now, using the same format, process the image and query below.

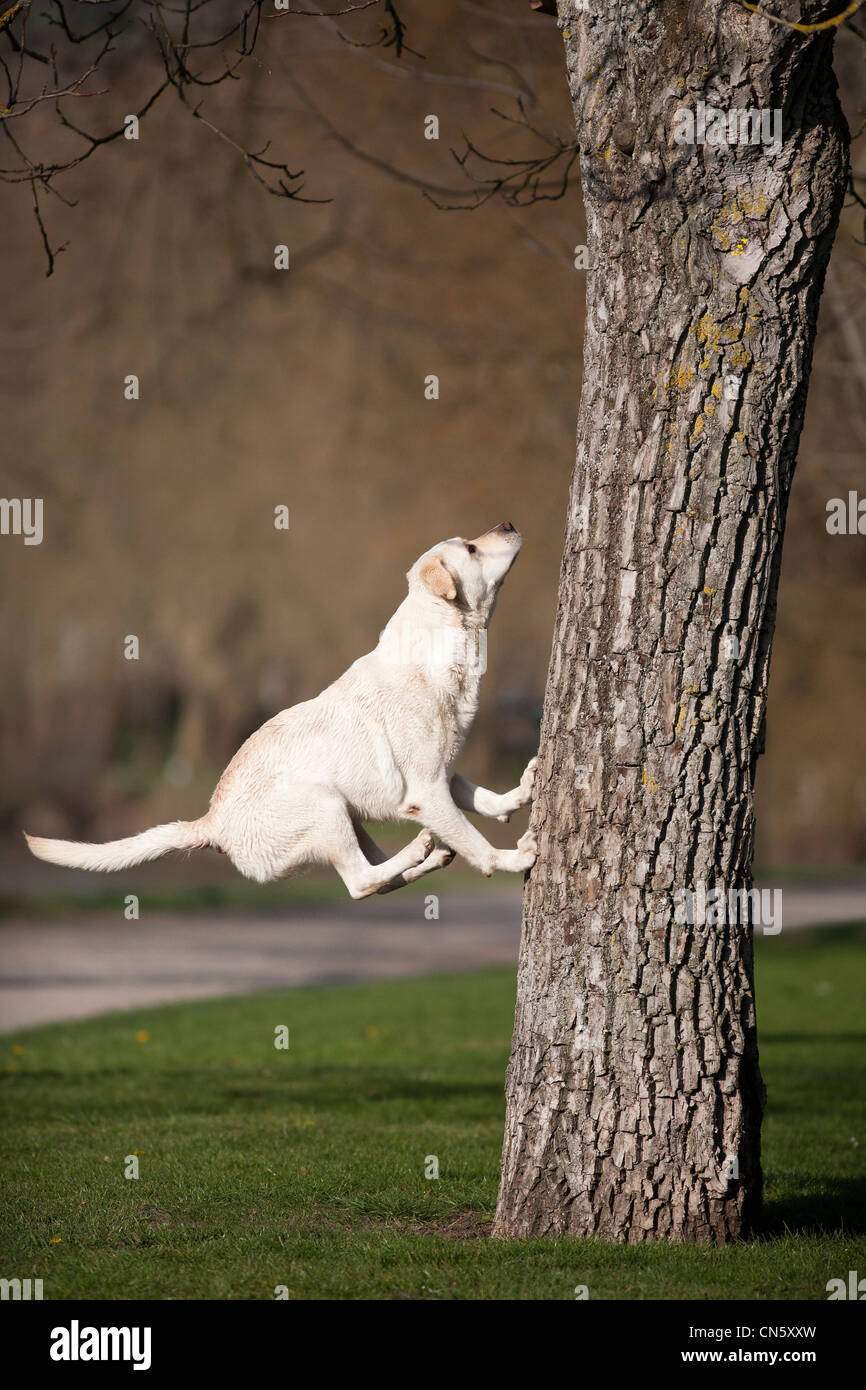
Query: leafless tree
0,0,411,272
4,0,864,1246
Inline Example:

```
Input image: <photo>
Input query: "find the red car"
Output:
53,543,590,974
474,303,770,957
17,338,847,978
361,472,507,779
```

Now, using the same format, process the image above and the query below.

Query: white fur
25,524,538,898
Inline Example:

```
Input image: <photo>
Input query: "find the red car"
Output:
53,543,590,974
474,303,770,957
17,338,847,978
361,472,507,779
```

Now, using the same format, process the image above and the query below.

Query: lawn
1,926,864,1300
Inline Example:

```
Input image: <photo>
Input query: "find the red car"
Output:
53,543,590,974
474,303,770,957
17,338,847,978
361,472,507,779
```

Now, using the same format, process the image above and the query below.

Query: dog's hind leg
321,804,437,899
353,822,455,895
375,843,456,894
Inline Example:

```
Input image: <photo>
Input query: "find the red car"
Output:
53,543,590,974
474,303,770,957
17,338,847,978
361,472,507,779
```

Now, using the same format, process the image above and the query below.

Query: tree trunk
494,0,848,1244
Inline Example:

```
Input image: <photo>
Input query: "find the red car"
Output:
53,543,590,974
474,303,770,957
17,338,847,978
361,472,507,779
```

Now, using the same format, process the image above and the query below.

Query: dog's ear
418,556,457,602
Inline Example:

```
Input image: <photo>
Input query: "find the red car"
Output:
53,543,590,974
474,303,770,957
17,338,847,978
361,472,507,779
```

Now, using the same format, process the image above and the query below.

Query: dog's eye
466,544,477,555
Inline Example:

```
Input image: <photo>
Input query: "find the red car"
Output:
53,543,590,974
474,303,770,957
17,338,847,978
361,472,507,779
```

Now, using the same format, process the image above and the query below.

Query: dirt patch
140,1205,172,1227
357,1210,493,1240
420,1211,493,1240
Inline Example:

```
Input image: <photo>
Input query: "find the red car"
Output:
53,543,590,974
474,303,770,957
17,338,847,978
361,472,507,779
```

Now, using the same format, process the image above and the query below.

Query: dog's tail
24,819,210,873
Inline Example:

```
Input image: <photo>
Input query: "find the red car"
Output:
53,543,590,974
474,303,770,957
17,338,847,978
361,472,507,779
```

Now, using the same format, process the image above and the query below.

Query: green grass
1,928,865,1300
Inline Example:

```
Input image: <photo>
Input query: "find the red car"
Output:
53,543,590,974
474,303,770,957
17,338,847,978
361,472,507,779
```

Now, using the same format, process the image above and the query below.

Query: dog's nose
495,521,515,534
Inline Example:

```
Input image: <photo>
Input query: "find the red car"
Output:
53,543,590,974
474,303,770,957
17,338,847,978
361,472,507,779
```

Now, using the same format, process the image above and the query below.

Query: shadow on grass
10,1050,863,1242
5,1062,504,1114
762,1176,866,1238
763,1032,866,1045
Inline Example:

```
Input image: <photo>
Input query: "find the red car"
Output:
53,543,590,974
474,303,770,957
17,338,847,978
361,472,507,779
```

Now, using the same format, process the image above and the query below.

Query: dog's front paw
518,756,538,804
515,829,538,872
497,756,539,822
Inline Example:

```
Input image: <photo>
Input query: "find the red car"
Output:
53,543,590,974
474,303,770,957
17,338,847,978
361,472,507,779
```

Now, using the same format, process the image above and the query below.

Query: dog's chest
436,671,482,755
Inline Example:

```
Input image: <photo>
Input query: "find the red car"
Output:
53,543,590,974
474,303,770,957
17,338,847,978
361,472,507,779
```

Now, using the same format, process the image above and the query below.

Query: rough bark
494,0,848,1243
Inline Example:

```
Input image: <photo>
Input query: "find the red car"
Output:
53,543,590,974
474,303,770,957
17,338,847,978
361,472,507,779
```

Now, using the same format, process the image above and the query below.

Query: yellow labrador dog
26,522,538,898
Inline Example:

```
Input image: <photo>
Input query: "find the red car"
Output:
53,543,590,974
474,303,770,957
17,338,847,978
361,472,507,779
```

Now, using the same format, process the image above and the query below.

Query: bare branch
1,0,412,270
740,0,864,31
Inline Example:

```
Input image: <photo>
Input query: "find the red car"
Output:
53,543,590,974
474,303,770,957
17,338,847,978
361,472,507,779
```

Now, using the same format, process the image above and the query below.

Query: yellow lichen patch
711,381,722,399
710,221,732,251
708,189,769,260
691,416,704,437
659,365,695,392
698,692,719,725
719,187,768,223
734,188,767,217
696,313,722,350
729,342,752,369
674,684,700,735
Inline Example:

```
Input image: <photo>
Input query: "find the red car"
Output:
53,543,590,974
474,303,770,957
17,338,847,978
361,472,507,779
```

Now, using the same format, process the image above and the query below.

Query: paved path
0,891,523,1033
1,882,864,1034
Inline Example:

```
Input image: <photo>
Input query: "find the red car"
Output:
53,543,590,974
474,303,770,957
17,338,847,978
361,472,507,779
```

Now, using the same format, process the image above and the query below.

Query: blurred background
2,0,866,917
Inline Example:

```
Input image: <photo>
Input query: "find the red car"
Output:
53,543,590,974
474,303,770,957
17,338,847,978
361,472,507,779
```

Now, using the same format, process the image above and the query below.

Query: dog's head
407,522,522,624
